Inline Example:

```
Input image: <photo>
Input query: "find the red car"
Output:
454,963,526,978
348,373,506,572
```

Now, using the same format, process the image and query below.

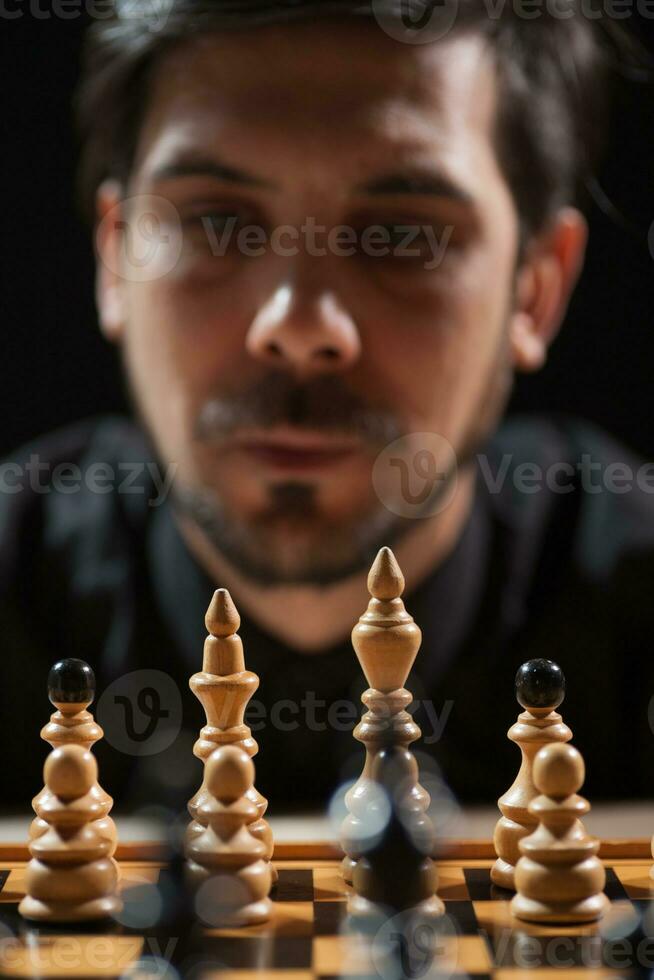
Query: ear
94,179,128,343
510,207,588,373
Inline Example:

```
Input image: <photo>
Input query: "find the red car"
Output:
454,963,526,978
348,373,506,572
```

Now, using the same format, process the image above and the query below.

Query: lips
228,429,361,472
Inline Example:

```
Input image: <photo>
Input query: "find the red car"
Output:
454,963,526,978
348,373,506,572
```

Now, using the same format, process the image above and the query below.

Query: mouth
228,428,362,473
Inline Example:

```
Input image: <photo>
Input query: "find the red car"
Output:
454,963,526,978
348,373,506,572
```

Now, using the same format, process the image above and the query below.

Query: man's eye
353,223,452,262
179,210,261,258
387,225,445,249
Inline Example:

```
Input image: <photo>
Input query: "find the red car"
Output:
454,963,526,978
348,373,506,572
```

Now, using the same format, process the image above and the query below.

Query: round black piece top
48,659,96,705
515,659,565,710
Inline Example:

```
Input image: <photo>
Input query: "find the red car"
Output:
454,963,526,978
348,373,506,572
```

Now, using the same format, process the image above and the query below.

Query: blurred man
2,1,652,809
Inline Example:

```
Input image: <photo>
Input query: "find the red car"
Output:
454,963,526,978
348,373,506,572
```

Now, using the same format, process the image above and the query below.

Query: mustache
193,372,404,448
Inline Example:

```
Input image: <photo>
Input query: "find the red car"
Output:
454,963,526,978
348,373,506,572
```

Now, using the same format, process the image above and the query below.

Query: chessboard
0,840,652,978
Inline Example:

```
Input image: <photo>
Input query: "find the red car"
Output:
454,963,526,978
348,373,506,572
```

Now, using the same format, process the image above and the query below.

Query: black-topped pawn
515,659,565,711
491,659,572,891
43,659,100,750
29,660,117,853
48,659,96,706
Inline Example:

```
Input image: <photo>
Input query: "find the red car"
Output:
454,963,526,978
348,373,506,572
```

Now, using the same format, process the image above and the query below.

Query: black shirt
2,414,654,812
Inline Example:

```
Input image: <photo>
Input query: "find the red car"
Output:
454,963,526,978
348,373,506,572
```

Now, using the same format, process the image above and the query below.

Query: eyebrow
148,154,474,206
357,171,474,205
148,155,276,189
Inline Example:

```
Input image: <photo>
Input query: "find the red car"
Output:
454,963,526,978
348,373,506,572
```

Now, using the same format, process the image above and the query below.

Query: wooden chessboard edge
439,838,653,860
0,841,170,862
273,838,654,860
598,838,652,859
271,839,498,860
0,837,649,862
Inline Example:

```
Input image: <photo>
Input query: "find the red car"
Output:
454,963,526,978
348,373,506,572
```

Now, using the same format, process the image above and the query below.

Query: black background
2,13,654,459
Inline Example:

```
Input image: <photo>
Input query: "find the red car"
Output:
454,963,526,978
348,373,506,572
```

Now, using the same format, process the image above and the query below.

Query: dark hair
74,0,645,242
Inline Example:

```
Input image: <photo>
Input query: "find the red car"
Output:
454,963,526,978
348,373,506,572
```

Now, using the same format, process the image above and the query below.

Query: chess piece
19,745,121,922
139,826,201,974
186,745,272,926
491,659,571,890
30,659,117,855
341,547,429,883
350,746,443,920
186,590,276,882
511,742,608,923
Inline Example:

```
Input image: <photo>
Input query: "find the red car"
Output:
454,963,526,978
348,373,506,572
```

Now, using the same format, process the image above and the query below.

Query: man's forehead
134,23,498,186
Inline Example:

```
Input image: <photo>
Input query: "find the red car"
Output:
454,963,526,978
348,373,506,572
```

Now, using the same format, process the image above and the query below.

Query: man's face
100,22,522,583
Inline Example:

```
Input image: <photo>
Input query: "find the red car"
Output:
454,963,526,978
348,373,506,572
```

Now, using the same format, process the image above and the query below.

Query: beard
173,478,413,586
170,369,408,585
166,347,513,587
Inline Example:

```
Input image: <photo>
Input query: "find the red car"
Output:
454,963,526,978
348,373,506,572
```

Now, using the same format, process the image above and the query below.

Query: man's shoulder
2,415,150,472
0,416,160,591
485,413,654,571
489,413,644,469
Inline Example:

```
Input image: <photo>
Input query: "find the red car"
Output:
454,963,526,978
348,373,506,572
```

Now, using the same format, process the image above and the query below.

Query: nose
245,284,361,378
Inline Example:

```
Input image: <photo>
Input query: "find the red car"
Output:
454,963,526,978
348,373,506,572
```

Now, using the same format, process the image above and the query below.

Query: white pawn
511,743,608,924
186,746,272,926
30,659,117,853
19,745,121,923
492,659,571,890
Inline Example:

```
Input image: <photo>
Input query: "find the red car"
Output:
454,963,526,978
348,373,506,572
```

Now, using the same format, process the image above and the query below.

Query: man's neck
178,466,477,652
